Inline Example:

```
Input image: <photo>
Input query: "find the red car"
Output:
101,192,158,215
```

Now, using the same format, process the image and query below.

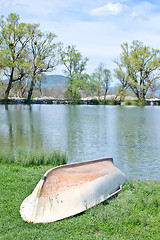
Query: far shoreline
0,96,160,106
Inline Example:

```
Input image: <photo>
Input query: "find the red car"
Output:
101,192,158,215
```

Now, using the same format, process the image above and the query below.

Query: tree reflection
0,105,44,153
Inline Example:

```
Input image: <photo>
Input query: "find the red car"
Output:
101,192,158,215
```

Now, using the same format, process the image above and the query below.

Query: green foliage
26,27,60,102
0,166,160,240
90,63,111,101
114,40,160,102
0,13,32,99
149,79,160,98
64,89,82,103
124,99,139,106
90,98,100,105
137,100,147,107
0,13,60,101
0,148,67,166
60,45,89,102
99,99,119,105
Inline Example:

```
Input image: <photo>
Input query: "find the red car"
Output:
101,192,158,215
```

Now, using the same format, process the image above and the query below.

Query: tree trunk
5,80,12,101
27,80,34,103
138,92,146,105
153,90,155,99
104,88,108,100
4,69,14,101
98,90,100,101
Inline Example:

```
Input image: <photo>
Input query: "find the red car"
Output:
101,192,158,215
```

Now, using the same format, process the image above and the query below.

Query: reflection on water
0,104,160,180
0,105,43,150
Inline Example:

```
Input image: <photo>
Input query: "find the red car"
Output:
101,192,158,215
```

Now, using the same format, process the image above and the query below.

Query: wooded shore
0,96,160,106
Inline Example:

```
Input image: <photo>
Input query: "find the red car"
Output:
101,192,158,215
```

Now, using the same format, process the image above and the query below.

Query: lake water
0,104,160,181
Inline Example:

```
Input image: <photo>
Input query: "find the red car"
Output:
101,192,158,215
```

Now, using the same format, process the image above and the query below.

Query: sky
1,0,160,81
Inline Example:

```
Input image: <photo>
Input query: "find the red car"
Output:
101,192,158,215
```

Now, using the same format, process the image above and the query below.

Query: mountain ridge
41,75,68,90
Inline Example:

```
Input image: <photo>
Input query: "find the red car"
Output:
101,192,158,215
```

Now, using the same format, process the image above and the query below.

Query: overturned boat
20,158,127,223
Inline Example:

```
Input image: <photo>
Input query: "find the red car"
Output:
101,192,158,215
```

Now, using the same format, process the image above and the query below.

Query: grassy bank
0,163,160,240
0,148,67,166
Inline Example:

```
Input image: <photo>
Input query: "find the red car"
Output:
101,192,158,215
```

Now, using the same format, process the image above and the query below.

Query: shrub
89,99,99,105
124,100,139,106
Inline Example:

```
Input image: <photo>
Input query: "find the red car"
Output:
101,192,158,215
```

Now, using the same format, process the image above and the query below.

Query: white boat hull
20,158,127,223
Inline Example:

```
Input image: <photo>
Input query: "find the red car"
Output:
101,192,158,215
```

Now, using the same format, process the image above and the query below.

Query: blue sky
1,0,160,79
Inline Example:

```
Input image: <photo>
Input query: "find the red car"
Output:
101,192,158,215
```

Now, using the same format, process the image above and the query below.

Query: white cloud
90,2,126,17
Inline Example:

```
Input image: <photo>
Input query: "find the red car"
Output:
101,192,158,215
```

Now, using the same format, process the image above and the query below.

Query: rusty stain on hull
20,158,127,223
40,158,116,197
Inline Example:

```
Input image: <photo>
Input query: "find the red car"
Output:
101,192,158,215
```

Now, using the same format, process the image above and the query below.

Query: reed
0,148,67,166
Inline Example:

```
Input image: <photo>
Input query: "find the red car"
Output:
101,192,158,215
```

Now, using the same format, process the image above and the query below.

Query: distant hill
41,75,68,90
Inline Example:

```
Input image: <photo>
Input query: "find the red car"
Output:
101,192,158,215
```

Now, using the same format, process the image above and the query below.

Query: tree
103,68,111,100
0,72,5,97
149,79,160,98
90,72,102,101
0,13,60,102
114,40,160,103
12,75,29,98
113,64,129,101
90,63,111,101
0,13,31,100
26,25,60,103
60,45,89,102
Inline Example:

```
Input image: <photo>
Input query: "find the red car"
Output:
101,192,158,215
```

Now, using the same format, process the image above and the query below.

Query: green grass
0,148,67,166
0,164,160,240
